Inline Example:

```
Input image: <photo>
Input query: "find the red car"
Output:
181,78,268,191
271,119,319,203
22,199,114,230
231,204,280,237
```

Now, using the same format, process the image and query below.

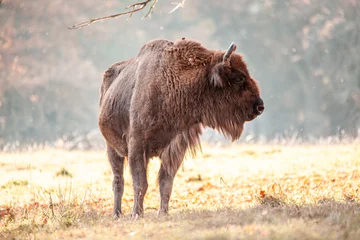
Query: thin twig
169,0,186,14
48,193,55,218
69,0,156,30
143,0,158,18
220,177,231,189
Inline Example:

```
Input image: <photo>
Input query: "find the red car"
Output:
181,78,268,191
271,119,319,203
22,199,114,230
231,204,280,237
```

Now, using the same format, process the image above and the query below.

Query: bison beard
98,38,264,218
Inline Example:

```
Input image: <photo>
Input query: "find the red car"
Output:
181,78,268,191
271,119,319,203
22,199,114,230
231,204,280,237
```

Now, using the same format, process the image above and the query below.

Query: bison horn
223,42,237,63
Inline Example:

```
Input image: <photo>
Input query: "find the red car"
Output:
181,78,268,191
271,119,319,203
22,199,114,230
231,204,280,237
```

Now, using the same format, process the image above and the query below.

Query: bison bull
98,38,264,218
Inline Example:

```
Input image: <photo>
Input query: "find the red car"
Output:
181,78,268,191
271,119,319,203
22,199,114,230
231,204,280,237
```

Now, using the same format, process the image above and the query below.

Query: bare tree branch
143,0,158,18
68,0,157,30
169,0,186,14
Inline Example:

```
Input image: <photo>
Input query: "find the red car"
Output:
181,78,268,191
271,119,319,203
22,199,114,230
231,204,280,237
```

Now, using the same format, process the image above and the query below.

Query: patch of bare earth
0,144,359,239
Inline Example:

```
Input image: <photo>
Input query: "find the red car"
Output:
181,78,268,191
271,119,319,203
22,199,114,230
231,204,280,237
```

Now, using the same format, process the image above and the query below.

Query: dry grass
0,144,360,239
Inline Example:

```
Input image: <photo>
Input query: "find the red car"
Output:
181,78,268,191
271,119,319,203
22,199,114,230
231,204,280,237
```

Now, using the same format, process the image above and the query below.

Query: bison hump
164,39,212,68
137,39,174,56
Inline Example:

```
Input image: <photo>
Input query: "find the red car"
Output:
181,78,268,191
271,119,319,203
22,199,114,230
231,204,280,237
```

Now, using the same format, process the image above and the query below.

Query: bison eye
234,75,246,83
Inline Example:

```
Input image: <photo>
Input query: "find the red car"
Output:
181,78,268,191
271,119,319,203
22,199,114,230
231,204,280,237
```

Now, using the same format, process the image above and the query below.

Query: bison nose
254,98,264,115
257,105,264,114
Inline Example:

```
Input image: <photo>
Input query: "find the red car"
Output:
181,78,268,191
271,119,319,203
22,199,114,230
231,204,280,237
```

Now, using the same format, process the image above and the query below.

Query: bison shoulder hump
138,39,174,56
164,39,213,67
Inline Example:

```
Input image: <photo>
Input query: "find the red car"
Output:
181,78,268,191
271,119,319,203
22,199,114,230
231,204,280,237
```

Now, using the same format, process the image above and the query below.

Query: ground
0,144,360,239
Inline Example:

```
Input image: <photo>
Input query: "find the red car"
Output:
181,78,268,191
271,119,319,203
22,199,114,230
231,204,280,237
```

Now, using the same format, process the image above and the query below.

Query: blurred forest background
0,0,359,149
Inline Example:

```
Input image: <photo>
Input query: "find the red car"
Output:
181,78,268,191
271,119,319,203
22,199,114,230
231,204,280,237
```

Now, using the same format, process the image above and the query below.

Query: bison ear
210,63,230,88
210,42,237,88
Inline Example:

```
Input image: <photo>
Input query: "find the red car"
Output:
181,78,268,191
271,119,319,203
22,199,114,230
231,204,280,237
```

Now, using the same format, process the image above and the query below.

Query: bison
98,38,264,218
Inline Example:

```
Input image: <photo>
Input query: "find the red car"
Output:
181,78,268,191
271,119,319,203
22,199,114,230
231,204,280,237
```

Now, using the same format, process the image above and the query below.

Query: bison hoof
132,213,141,220
157,209,169,216
113,210,122,219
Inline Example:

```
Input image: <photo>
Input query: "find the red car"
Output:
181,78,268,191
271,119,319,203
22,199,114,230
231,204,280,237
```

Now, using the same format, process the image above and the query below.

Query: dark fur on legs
158,164,179,215
129,139,149,217
107,145,125,218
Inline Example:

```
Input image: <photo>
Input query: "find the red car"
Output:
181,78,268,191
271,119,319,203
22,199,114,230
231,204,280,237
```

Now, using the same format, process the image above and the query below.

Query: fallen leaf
260,190,266,198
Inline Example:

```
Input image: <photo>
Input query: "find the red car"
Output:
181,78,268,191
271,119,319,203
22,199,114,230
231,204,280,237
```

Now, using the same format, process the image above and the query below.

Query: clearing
0,144,360,239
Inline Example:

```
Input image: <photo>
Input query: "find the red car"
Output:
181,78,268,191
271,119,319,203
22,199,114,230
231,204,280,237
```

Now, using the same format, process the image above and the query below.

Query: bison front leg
157,163,182,215
107,145,125,218
128,138,149,218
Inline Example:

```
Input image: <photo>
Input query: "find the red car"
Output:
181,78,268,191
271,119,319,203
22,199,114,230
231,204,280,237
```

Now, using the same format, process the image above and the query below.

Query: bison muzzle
98,38,264,218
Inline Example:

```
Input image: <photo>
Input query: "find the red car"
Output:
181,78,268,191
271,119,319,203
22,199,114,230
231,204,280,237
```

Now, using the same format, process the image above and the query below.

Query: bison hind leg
107,145,125,218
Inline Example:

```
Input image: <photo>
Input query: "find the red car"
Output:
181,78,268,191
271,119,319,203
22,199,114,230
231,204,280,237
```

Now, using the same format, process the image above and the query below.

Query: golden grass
0,144,360,239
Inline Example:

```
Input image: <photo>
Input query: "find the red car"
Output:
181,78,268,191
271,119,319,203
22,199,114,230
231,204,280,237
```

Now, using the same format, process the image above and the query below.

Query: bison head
202,42,264,140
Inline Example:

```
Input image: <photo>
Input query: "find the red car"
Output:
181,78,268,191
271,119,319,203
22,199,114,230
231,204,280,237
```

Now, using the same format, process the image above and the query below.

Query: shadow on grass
154,198,360,239
149,197,360,225
1,196,360,239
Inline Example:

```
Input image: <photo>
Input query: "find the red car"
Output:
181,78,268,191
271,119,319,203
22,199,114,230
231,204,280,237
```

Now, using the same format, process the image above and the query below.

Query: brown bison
98,38,264,218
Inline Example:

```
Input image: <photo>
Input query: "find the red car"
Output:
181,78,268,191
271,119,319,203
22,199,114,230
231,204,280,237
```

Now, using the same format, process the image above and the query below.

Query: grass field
1,144,360,239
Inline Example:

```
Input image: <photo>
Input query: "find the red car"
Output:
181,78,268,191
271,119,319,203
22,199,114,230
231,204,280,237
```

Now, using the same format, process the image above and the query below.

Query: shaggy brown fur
98,38,264,217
